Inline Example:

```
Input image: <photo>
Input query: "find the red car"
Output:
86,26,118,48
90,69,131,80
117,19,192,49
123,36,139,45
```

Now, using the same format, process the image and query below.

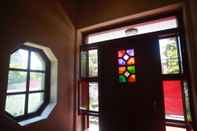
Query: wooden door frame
74,2,197,131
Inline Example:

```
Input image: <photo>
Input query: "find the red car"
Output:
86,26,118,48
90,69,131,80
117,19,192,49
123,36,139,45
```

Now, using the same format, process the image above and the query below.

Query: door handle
152,98,160,114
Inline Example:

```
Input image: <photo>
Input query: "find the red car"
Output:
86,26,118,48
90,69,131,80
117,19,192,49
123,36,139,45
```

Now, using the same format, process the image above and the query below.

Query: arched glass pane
5,94,25,117
30,51,45,70
28,93,44,113
9,49,28,69
29,72,45,91
7,71,27,93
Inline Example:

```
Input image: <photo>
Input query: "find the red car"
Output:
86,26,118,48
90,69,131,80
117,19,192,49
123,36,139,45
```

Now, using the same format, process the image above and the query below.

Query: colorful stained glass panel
117,48,136,83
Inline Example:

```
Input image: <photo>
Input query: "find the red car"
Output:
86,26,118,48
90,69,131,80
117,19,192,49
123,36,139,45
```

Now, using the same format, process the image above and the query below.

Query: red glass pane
118,50,125,58
163,80,184,119
128,75,136,83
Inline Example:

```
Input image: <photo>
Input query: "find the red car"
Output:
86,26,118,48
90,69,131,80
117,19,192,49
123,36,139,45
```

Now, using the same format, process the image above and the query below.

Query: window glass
184,81,192,122
163,80,184,121
88,50,98,77
9,49,28,69
89,116,99,131
89,82,99,111
7,71,27,93
166,126,186,131
29,72,45,91
5,94,26,117
87,16,177,44
80,51,88,78
5,47,49,120
28,93,44,113
79,81,89,110
30,51,45,70
159,37,181,74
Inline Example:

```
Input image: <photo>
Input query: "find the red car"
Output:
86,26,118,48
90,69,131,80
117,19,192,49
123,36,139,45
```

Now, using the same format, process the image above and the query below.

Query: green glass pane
128,66,136,74
119,75,127,83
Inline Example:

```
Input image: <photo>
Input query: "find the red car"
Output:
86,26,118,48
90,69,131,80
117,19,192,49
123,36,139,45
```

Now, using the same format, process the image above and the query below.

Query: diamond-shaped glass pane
123,54,129,61
124,71,130,77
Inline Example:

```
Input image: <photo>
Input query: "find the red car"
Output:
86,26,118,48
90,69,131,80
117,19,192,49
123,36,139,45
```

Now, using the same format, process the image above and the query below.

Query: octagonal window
5,46,50,122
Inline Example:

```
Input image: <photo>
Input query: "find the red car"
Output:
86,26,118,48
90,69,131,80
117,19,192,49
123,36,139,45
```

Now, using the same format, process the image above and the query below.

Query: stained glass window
117,49,136,83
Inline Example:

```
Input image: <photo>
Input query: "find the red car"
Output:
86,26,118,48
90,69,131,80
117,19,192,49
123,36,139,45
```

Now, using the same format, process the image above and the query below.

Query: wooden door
99,33,165,131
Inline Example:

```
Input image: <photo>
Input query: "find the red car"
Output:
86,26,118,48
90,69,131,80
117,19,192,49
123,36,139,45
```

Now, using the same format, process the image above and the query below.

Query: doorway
78,13,193,131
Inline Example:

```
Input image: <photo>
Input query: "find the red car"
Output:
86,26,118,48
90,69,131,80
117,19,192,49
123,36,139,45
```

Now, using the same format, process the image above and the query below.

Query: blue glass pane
118,59,126,65
126,49,134,56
